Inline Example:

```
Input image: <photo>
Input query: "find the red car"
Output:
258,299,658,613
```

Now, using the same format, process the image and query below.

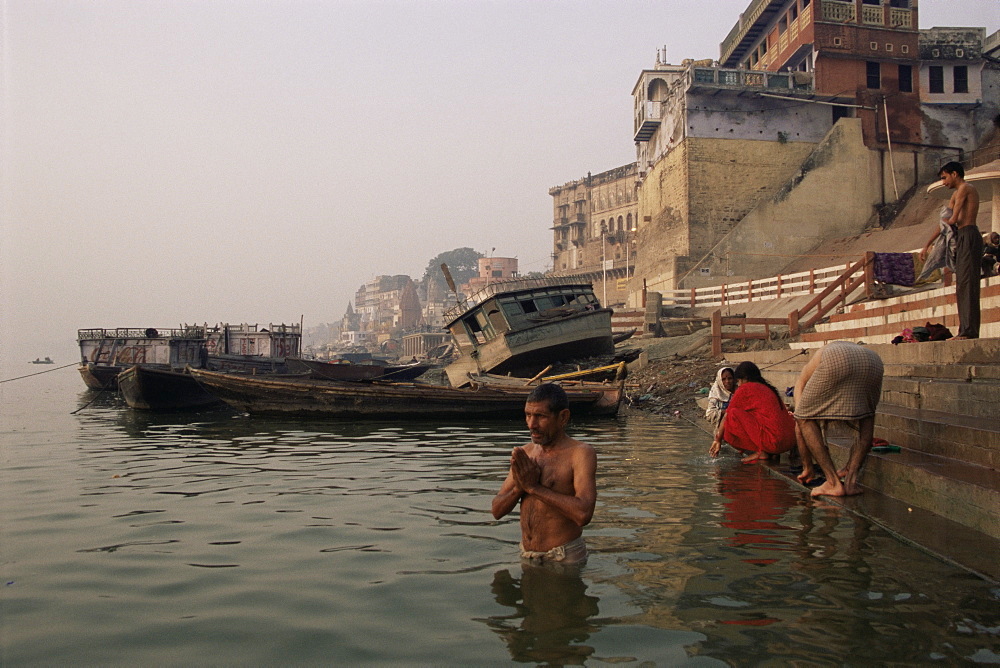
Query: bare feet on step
796,467,819,485
810,479,864,497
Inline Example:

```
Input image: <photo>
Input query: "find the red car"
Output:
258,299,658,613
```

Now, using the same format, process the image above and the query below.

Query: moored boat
117,365,223,411
188,367,624,419
77,322,302,403
285,357,436,382
77,326,208,391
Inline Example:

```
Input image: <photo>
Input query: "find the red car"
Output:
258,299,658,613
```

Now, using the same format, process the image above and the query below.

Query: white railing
657,262,855,308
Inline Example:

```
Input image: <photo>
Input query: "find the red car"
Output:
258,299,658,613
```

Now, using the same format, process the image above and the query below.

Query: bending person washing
793,341,884,497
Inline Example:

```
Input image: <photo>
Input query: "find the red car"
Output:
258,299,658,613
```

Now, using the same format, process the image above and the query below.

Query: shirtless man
491,383,596,565
924,162,981,339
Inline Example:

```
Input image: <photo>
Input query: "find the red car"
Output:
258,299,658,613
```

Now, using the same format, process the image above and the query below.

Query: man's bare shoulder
565,438,596,461
960,182,980,202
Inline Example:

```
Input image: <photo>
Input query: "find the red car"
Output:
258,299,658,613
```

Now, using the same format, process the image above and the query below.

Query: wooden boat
188,367,624,419
77,326,208,391
441,277,614,386
31,357,54,364
285,357,436,382
118,365,223,411
77,322,302,397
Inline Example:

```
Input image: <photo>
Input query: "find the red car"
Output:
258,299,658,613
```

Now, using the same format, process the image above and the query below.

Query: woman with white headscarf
705,367,735,427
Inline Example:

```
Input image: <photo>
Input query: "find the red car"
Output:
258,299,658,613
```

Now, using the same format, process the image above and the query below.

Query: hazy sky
2,0,997,361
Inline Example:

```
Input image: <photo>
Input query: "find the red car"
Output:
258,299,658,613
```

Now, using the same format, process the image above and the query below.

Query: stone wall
696,118,887,284
633,133,818,293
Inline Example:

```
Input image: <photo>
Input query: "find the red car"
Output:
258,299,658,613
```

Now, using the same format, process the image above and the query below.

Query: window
954,65,968,94
898,64,912,92
802,0,810,6
929,65,944,93
866,61,881,89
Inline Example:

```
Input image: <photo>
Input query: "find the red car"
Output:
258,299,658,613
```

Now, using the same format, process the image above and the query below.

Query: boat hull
118,365,223,411
79,363,123,391
189,368,623,419
285,357,435,382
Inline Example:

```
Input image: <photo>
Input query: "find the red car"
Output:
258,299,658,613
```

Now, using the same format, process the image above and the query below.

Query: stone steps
722,340,1000,578
793,276,1000,348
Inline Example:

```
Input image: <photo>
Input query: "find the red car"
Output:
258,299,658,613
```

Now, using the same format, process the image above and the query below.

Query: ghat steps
724,339,1000,583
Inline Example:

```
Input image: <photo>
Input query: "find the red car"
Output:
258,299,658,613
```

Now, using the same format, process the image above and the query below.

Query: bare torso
950,182,980,229
516,439,595,552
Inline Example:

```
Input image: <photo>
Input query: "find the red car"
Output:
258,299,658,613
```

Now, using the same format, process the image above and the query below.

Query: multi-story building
719,0,922,147
919,27,999,160
347,275,423,345
626,0,996,301
548,164,638,307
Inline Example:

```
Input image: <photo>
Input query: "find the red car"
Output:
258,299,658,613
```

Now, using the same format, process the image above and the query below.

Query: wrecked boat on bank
441,277,614,387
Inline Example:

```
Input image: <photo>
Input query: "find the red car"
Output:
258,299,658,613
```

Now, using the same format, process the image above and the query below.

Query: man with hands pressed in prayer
491,383,597,565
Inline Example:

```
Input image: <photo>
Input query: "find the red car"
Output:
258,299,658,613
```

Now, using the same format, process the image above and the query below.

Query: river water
2,365,998,666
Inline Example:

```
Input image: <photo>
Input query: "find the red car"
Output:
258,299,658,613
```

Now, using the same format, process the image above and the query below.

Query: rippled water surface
2,368,998,665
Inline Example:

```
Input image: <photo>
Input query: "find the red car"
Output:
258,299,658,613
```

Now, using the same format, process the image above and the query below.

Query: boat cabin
78,326,208,371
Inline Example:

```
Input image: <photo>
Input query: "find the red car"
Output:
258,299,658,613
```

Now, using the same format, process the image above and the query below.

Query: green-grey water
1,366,998,665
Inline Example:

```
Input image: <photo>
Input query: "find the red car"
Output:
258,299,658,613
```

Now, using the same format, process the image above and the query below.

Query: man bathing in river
793,341,884,497
491,383,596,565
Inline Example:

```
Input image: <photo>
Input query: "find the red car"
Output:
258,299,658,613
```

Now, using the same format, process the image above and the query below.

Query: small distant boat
441,276,615,386
188,367,624,419
30,357,54,364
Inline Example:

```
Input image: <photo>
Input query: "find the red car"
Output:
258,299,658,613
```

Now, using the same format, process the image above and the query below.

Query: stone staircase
793,275,1000,348
724,339,1000,582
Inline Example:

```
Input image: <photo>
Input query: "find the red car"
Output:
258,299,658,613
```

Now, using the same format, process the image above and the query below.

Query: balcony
822,0,856,23
862,4,883,25
634,100,662,142
890,7,913,28
689,66,814,93
720,0,785,67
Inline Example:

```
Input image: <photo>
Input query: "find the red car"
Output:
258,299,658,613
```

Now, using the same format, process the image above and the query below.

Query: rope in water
0,362,77,384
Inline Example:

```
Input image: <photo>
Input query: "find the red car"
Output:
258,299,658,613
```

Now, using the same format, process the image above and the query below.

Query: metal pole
601,226,607,306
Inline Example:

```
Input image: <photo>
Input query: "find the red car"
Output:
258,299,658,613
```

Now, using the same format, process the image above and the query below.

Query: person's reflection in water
483,564,601,665
717,463,800,561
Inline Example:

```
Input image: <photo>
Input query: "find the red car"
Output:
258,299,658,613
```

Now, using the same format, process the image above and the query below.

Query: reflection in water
717,463,800,562
4,375,998,665
483,565,601,665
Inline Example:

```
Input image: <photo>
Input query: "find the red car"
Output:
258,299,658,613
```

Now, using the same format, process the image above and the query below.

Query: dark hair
526,382,569,414
940,161,965,179
733,361,783,404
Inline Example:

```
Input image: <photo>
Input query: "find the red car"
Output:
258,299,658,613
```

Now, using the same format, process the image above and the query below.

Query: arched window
627,213,633,230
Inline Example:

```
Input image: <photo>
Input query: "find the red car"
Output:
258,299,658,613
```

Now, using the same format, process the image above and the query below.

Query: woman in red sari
709,361,796,463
